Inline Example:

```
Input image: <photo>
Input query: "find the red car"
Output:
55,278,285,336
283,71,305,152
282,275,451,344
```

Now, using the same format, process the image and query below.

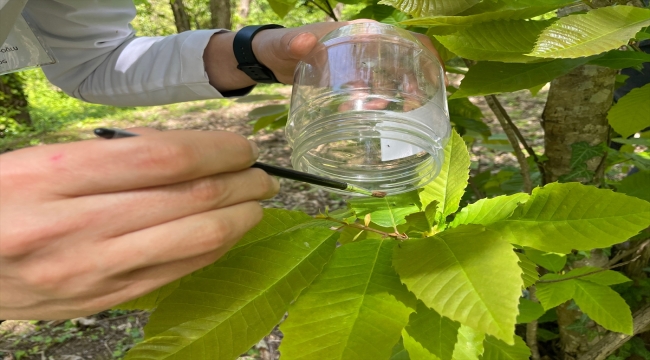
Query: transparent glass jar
286,22,450,195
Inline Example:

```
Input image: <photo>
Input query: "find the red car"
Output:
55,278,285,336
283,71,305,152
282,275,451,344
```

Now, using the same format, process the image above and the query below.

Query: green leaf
587,50,650,69
267,0,295,18
450,193,530,228
536,280,575,310
608,83,650,138
125,227,338,360
279,239,415,360
480,335,531,360
403,302,460,360
390,338,411,360
553,267,631,286
529,6,650,58
379,0,480,17
487,182,650,253
451,116,492,138
429,31,458,62
348,192,421,228
400,0,578,27
253,113,287,133
353,4,396,20
404,201,439,233
436,19,553,62
516,253,539,289
235,94,286,103
393,225,523,343
516,298,545,324
248,104,288,119
419,130,470,218
572,279,633,334
568,142,607,170
402,329,439,360
448,98,483,120
611,137,650,146
617,171,650,202
524,249,566,273
452,325,485,360
636,26,650,40
232,209,315,250
114,278,182,310
451,58,590,99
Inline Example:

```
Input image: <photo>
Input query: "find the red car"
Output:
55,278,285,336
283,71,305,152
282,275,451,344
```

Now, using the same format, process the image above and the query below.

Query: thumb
285,32,319,60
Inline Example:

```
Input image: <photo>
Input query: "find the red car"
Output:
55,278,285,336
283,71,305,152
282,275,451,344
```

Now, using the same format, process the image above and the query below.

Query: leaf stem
321,216,408,240
537,256,640,284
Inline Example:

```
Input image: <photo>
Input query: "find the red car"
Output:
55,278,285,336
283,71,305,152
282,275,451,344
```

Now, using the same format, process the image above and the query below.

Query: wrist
233,25,284,84
203,31,257,92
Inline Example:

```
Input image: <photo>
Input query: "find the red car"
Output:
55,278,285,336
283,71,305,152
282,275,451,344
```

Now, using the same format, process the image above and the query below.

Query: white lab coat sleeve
23,0,230,106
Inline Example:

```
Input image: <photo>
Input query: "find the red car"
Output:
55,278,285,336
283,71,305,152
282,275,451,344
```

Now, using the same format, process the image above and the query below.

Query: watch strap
233,24,284,83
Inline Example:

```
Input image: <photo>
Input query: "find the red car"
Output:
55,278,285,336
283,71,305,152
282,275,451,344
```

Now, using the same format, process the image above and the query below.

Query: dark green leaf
248,104,288,119
608,83,650,138
588,50,650,69
379,0,480,17
617,171,650,202
403,301,460,360
525,249,566,272
516,298,545,324
481,334,531,360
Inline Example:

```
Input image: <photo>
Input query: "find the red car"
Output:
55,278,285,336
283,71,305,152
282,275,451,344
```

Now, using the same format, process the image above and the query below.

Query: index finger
12,130,259,196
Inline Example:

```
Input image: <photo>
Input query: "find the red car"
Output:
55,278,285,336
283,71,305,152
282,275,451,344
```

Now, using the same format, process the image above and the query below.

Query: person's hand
0,129,279,320
203,20,442,92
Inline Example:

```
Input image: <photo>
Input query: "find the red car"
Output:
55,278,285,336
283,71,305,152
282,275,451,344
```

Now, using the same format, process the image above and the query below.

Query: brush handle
251,162,348,191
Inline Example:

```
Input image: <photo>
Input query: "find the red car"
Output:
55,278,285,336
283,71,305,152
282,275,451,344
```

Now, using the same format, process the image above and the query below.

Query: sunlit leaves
516,253,539,289
379,0,479,17
125,228,338,360
516,298,544,324
608,83,650,138
450,193,529,228
452,325,485,360
617,171,650,202
524,249,566,273
487,182,650,253
451,58,589,98
536,280,575,310
436,20,553,62
572,280,633,334
419,130,470,219
481,335,531,360
529,6,650,58
402,302,460,360
348,192,421,228
394,225,522,343
279,239,415,360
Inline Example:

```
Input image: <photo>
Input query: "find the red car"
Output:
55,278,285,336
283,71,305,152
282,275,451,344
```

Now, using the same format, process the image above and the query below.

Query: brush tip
371,191,387,198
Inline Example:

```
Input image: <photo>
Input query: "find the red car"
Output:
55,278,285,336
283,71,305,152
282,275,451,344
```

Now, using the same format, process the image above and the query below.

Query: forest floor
0,80,548,360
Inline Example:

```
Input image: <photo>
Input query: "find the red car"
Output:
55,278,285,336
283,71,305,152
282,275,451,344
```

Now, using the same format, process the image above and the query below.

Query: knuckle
22,267,66,293
251,170,278,198
188,177,227,203
221,133,256,162
136,141,197,176
198,217,232,252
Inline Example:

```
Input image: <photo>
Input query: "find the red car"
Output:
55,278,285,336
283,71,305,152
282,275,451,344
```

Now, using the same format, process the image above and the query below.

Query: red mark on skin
49,154,64,162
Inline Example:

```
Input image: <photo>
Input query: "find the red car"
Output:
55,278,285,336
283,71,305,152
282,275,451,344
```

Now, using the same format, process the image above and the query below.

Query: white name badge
0,14,56,75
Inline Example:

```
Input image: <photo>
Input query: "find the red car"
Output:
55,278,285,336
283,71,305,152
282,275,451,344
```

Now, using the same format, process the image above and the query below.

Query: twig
527,286,541,360
319,216,408,240
577,304,650,360
307,0,337,20
538,256,640,284
608,239,650,267
323,0,338,21
484,95,534,193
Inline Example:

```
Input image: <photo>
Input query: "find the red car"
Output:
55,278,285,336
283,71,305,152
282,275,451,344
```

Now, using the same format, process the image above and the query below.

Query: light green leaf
451,58,589,98
588,50,650,69
232,209,315,250
125,228,338,360
267,0,295,18
402,329,440,360
452,325,485,360
391,338,411,360
404,201,439,233
253,113,287,133
419,130,470,218
516,298,545,324
393,225,522,343
480,335,531,360
535,280,575,310
248,104,288,119
403,302,460,360
379,0,480,17
572,279,633,334
436,20,553,62
348,192,421,228
553,267,632,286
280,239,415,360
450,193,530,228
516,253,539,289
429,31,458,62
401,0,578,27
524,249,566,273
608,83,650,138
617,171,650,202
487,182,650,253
529,6,650,58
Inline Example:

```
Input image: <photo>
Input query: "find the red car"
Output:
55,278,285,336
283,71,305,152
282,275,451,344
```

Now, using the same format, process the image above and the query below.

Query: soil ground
0,81,548,360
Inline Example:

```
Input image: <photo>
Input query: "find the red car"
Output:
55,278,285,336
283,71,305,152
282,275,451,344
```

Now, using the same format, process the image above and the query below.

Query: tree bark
210,0,232,30
0,73,32,127
542,64,617,183
170,0,191,33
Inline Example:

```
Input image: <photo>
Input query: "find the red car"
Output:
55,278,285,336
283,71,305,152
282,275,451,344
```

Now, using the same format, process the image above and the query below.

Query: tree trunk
210,0,232,30
236,0,251,29
170,0,191,33
0,73,32,127
542,64,617,183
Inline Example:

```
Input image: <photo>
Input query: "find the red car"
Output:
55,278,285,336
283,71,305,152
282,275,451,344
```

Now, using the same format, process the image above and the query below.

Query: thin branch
323,0,338,21
608,239,650,267
484,95,534,193
526,286,541,360
577,304,650,360
319,216,408,240
538,256,641,284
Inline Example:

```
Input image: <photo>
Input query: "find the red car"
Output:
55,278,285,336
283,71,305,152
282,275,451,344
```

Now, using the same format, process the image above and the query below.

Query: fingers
10,130,260,196
103,201,264,274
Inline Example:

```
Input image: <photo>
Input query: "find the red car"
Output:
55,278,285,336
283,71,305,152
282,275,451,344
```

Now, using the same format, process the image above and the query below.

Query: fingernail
270,176,281,194
249,140,260,159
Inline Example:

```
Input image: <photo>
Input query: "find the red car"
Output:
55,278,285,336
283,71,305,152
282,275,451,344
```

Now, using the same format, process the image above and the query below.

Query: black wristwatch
233,24,285,83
